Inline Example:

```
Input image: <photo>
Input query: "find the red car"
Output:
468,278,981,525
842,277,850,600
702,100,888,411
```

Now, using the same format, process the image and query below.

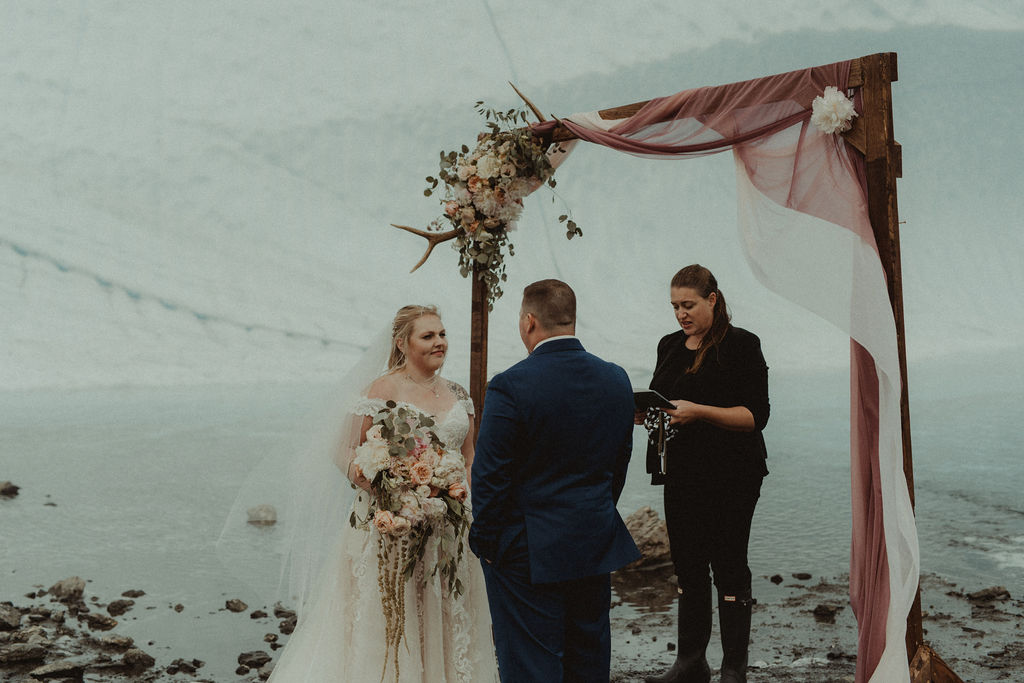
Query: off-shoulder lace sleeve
446,380,475,416
352,396,388,416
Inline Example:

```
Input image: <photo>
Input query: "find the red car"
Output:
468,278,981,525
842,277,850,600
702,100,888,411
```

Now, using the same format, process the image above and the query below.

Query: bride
267,304,499,682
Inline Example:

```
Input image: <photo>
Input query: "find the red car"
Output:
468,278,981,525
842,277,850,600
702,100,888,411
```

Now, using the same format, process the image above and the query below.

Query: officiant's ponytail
670,265,731,374
388,304,440,371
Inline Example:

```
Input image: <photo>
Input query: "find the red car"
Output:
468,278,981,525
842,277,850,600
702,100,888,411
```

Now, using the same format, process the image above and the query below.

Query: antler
509,82,546,122
391,224,459,272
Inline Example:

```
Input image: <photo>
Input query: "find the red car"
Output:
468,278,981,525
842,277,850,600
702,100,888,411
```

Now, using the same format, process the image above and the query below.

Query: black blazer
647,326,769,484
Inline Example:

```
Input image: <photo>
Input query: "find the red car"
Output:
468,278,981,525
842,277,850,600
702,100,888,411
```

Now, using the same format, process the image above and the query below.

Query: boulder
247,504,277,526
967,586,1011,602
622,506,671,568
80,613,117,631
0,481,18,498
0,642,47,664
225,599,248,613
106,599,134,617
0,604,22,631
48,577,86,603
238,650,272,668
122,648,156,670
28,657,89,679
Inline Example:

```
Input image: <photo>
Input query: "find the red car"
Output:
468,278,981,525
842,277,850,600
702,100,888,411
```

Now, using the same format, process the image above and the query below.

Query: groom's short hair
522,279,576,331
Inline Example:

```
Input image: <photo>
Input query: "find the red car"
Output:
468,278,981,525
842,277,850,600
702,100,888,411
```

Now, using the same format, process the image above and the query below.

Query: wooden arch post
469,263,489,436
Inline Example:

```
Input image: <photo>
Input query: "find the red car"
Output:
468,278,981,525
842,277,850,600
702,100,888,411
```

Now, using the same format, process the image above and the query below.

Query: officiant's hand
664,400,702,425
634,409,646,425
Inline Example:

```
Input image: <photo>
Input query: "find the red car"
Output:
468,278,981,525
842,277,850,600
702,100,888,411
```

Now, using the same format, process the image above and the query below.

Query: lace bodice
353,396,474,451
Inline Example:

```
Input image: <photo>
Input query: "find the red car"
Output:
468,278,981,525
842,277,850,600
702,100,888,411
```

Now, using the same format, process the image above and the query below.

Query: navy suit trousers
480,553,612,683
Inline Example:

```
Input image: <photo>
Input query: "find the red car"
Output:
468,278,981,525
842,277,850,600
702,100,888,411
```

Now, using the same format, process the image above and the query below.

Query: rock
622,506,671,568
166,657,202,674
226,599,248,613
121,589,145,598
48,577,86,603
279,615,297,635
0,642,47,664
770,574,784,584
81,613,118,631
173,603,184,612
273,603,296,620
238,650,273,668
27,657,88,679
792,572,812,581
0,481,19,498
251,610,269,619
96,634,134,650
122,648,156,670
106,599,134,616
0,604,22,630
967,586,1011,602
813,603,844,624
264,633,278,643
247,503,278,525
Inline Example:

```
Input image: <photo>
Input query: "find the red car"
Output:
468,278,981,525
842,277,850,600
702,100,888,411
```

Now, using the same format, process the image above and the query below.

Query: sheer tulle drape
534,59,918,683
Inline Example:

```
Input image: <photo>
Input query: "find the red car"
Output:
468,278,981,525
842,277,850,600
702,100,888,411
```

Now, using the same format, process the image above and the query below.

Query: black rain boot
644,586,712,683
717,591,752,683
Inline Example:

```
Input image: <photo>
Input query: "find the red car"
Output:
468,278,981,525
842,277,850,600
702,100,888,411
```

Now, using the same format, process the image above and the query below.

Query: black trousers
663,475,762,597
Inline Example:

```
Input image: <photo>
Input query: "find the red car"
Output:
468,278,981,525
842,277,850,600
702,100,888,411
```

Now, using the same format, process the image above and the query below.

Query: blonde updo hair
388,304,441,371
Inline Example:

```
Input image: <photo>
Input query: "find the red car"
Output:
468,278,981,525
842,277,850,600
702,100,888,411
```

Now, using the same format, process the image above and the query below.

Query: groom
470,279,640,682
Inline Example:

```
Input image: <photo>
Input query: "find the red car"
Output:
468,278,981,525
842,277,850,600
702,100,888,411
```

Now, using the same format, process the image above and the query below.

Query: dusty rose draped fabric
534,60,920,683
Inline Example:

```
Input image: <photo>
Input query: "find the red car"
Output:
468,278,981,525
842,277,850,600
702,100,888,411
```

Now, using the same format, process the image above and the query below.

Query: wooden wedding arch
402,52,962,683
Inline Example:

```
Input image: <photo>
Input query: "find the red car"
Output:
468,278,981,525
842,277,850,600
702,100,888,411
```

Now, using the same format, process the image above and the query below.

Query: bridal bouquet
350,401,469,679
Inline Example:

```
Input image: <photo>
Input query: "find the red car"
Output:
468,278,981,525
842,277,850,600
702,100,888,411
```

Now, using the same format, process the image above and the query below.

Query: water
2,354,1022,679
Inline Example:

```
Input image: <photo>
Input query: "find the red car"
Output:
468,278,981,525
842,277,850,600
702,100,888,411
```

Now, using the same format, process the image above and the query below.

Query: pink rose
410,462,434,486
373,510,396,534
467,176,483,193
448,482,467,502
444,201,460,217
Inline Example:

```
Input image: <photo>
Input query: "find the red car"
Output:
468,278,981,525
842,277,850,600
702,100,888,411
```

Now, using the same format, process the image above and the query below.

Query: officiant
638,264,769,683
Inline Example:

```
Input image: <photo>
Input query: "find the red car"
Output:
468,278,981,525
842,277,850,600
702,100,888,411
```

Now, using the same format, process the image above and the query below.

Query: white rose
476,154,501,180
457,164,476,181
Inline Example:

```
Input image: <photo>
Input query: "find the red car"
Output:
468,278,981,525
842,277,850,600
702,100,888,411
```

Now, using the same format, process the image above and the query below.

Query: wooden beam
469,263,489,436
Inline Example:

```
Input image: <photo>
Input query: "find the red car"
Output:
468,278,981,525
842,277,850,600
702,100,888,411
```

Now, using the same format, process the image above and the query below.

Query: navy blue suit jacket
469,337,640,584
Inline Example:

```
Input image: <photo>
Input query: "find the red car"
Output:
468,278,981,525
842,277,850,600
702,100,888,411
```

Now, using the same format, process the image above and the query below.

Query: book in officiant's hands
633,389,674,411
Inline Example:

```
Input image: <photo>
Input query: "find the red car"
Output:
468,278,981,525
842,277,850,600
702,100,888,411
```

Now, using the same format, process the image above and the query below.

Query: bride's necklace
404,371,440,398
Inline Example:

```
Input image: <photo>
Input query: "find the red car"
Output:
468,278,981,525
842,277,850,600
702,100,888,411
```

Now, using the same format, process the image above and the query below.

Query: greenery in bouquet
423,102,582,308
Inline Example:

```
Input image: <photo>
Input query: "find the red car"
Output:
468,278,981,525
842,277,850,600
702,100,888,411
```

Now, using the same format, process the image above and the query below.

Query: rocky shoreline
2,499,1022,682
4,570,1021,682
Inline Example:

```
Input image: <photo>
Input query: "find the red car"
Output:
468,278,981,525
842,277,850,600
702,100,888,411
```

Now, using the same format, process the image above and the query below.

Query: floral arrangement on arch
350,401,469,681
394,102,581,308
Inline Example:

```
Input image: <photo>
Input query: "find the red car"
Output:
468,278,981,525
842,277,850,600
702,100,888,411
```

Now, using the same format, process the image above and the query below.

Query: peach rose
373,510,396,534
410,462,434,486
448,482,468,502
444,200,460,217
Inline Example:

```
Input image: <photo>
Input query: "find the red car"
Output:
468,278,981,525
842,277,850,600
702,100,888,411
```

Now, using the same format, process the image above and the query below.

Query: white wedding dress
267,396,499,683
